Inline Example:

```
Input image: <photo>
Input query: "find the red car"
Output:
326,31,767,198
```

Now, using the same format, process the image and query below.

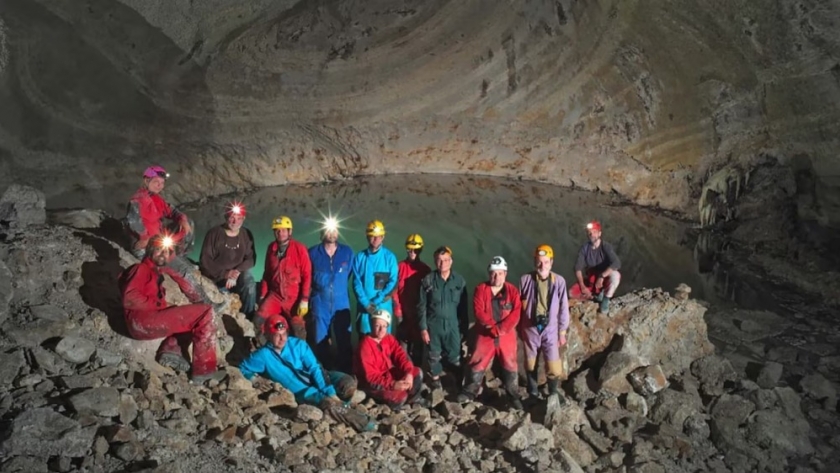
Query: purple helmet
143,165,169,179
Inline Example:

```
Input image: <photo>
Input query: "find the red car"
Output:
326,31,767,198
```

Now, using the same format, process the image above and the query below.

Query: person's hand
559,331,568,346
421,330,430,345
367,304,377,314
225,278,236,290
581,287,593,299
225,269,240,281
297,300,309,317
489,325,500,338
595,277,604,291
393,380,411,391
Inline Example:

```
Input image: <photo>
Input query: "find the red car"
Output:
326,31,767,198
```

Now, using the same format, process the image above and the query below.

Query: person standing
351,220,398,336
393,234,431,364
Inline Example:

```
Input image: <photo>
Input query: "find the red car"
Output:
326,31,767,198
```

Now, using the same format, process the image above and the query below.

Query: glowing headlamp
323,216,339,233
160,235,174,249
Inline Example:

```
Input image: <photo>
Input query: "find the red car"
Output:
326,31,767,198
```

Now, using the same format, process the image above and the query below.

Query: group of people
118,165,623,419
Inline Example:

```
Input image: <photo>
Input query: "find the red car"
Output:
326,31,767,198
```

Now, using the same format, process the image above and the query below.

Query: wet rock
0,349,25,387
628,364,669,396
598,350,644,394
68,387,120,417
0,407,97,457
0,184,46,227
295,404,324,422
54,336,96,364
799,373,837,410
755,362,783,389
691,355,738,397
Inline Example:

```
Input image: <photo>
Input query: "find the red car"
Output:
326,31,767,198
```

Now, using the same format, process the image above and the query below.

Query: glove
297,300,309,317
559,332,567,346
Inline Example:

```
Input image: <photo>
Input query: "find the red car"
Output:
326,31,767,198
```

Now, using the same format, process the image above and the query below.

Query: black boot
502,370,523,410
526,369,540,398
457,370,484,403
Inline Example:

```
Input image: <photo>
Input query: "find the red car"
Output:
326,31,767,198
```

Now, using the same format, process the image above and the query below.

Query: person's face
489,269,506,287
435,253,453,273
151,246,172,266
587,228,601,243
406,248,419,261
536,255,553,274
270,328,288,351
372,319,389,341
226,213,245,231
145,177,165,194
368,235,384,250
274,228,292,243
322,229,339,244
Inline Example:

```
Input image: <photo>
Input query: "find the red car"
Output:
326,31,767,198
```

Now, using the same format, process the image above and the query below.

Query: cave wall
0,0,838,226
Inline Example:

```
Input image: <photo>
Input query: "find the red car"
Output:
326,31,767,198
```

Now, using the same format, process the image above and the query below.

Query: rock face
2,0,840,235
0,184,46,228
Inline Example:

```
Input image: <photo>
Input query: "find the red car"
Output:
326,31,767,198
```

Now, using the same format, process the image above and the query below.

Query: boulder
755,362,783,389
690,355,738,397
629,365,670,396
598,351,644,394
54,336,97,364
0,349,25,387
296,404,324,423
799,373,837,410
500,417,554,452
47,208,108,229
0,184,46,228
562,289,713,379
0,408,97,457
67,387,121,417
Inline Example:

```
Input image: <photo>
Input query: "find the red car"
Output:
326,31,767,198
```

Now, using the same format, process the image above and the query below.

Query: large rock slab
0,184,46,228
0,408,97,457
561,289,713,379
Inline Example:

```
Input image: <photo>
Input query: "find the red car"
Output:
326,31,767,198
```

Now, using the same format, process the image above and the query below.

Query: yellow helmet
271,215,293,230
534,244,554,259
366,220,386,237
405,233,424,250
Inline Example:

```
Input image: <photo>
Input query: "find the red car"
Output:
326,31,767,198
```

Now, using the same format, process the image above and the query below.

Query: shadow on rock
76,231,130,337
222,314,252,366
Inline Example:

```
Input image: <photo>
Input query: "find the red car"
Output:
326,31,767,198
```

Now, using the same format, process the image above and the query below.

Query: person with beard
308,221,355,372
256,215,312,341
351,220,398,337
458,256,523,409
392,234,431,364
119,234,225,384
569,221,621,314
519,244,569,399
199,202,257,318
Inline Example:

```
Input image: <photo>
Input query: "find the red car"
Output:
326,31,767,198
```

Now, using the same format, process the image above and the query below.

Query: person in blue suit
351,220,398,337
308,223,354,372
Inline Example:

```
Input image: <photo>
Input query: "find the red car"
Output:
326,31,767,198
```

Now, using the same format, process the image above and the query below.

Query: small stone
58,375,97,390
623,391,649,417
47,456,73,473
94,349,123,367
295,404,324,422
400,446,419,460
135,410,157,429
93,436,109,455
799,373,837,410
30,304,68,322
54,336,96,364
103,424,135,443
755,362,783,389
674,283,692,300
15,373,43,388
438,401,465,421
430,388,445,407
112,441,144,462
0,350,25,386
266,389,297,408
29,347,64,375
628,365,669,396
68,387,120,417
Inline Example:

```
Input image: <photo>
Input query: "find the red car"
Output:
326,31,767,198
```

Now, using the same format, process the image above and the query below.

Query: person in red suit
355,309,425,410
392,233,431,364
256,215,312,340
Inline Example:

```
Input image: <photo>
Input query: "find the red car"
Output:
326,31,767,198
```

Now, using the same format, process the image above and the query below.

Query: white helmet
488,256,508,271
371,308,392,326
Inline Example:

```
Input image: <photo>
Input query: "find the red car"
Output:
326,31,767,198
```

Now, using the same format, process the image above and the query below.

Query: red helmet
225,201,247,217
263,314,289,334
586,221,602,232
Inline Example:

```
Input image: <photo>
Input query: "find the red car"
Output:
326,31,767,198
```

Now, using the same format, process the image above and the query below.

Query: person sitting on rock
256,216,312,341
351,220,398,336
119,234,225,384
417,246,469,391
459,256,523,409
239,314,376,432
569,221,621,313
355,309,425,411
393,233,431,364
519,245,570,399
124,165,213,306
199,202,257,319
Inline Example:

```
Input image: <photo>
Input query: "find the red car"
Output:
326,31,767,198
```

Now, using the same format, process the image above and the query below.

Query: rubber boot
526,369,540,399
599,297,610,314
502,370,524,410
547,377,560,396
457,370,484,403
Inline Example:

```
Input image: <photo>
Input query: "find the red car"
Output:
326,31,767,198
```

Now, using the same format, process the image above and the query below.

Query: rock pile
0,196,836,472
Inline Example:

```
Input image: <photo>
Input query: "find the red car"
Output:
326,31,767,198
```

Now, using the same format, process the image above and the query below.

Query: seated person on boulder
199,202,257,318
124,165,212,305
569,220,621,313
355,309,424,411
119,234,224,384
240,314,376,432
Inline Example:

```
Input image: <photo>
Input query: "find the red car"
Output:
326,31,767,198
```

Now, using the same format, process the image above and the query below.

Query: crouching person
240,314,376,432
355,309,425,411
119,234,224,384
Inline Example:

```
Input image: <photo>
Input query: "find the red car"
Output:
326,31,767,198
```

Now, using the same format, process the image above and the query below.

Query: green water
184,175,716,305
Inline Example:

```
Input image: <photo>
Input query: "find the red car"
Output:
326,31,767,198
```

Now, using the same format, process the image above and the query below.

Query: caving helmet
366,220,386,237
405,234,424,250
534,244,554,259
272,216,293,230
143,165,169,179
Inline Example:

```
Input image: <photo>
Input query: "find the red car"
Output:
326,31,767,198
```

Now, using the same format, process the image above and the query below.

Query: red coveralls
126,188,189,254
393,259,431,343
119,258,217,376
257,239,312,334
468,281,522,373
355,334,421,406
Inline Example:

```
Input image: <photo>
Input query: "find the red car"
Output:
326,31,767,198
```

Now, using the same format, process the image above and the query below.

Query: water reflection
185,175,717,304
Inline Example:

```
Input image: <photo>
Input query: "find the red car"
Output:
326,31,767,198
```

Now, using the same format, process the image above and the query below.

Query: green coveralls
417,270,469,377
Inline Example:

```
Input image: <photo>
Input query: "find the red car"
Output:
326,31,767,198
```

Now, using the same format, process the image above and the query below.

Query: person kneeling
355,309,425,411
240,315,375,432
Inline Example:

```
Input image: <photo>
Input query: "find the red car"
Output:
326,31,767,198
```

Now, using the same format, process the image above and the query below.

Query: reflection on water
183,175,721,304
